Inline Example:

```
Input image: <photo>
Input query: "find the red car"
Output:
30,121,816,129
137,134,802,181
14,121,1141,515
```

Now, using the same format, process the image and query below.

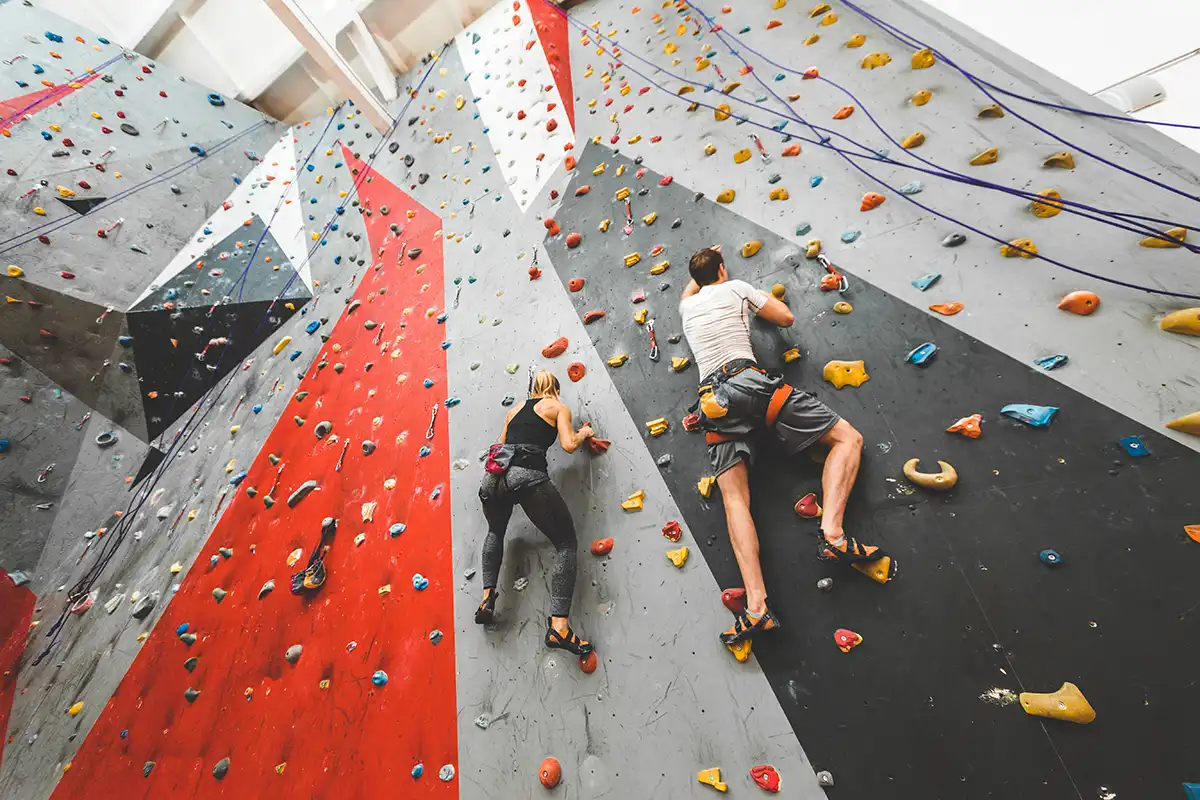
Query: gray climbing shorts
699,362,840,478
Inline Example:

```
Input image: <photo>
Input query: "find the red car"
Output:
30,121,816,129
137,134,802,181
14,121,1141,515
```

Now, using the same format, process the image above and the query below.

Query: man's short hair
689,248,724,286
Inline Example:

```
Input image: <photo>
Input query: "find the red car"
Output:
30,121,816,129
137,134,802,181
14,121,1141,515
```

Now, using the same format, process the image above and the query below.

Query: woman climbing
475,370,595,657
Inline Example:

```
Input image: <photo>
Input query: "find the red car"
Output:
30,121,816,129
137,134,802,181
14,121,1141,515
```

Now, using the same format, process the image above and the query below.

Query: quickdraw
817,253,848,293
750,133,771,164
623,199,634,235
37,463,55,483
73,411,92,431
646,319,660,362
426,403,439,440
335,438,350,472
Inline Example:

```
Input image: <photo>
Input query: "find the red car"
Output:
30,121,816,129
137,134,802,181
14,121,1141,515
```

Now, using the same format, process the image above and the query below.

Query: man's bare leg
816,419,864,545
716,462,768,614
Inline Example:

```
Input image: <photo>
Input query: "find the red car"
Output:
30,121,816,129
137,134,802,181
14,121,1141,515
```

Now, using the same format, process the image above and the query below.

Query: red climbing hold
662,520,682,542
834,628,863,653
547,102,557,112
542,337,568,358
650,135,662,143
567,362,586,382
590,538,614,555
579,652,598,674
568,277,584,292
77,179,89,189
794,492,822,519
564,155,577,170
60,271,75,279
37,235,50,245
19,395,31,403
635,167,647,179
721,588,746,613
658,175,673,186
550,190,559,200
512,14,521,25
517,110,527,121
682,413,701,432
566,232,582,248
528,265,542,280
39,329,56,340
546,119,558,132
539,758,563,788
587,436,610,455
583,311,606,324
750,764,782,793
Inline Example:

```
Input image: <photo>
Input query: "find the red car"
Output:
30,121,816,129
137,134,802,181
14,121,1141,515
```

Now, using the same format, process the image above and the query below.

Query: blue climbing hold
335,207,345,215
755,94,767,103
232,176,241,185
774,73,785,81
898,180,924,195
423,378,434,388
772,119,788,132
207,93,225,107
32,64,44,75
444,397,460,408
0,440,9,453
189,144,207,157
330,223,339,231
176,623,190,636
305,320,320,334
701,84,714,94
336,123,345,130
436,313,448,324
796,222,812,236
412,764,424,779
372,670,388,687
419,446,431,457
809,176,823,188
165,288,178,300
230,471,247,486
289,351,301,361
306,164,315,172
1032,354,1068,371
905,342,938,366
389,523,407,537
15,81,28,88
118,335,133,346
46,32,63,43
441,341,451,350
120,730,128,739
739,25,750,33
874,149,890,160
1039,549,1063,567
252,404,263,414
98,37,110,44
412,574,429,590
1119,435,1149,458
41,131,52,140
1183,783,1200,800
911,272,940,291
467,275,477,283
473,244,482,253
1001,404,1059,428
841,230,861,244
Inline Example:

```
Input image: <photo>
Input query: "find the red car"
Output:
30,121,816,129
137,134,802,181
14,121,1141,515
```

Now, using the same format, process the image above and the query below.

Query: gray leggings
479,466,577,617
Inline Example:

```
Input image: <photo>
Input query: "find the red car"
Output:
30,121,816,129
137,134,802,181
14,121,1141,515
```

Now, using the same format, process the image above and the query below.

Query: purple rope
1,53,125,124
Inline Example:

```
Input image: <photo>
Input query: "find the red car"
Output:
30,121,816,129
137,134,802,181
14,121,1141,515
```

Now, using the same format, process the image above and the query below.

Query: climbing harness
696,361,794,446
646,319,660,362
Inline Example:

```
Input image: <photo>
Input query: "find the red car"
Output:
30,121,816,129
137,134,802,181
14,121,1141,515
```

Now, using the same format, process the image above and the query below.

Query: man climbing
680,246,883,646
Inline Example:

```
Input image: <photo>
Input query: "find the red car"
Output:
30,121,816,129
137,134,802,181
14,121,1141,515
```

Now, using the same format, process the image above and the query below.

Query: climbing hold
607,354,628,368
750,765,782,793
769,187,790,201
662,521,683,542
1120,435,1150,458
911,48,936,69
767,19,783,30
646,418,670,437
624,252,641,267
698,768,728,792
928,302,963,315
846,34,866,48
716,189,735,203
1160,308,1200,336
733,148,752,164
1001,404,1059,427
1057,290,1100,316
590,538,614,556
771,283,786,300
539,758,562,788
285,645,303,665
721,588,746,614
1165,412,1200,435
861,52,892,69
1139,226,1187,248
905,342,938,366
569,277,585,292
412,574,429,590
834,628,863,653
579,651,598,673
314,420,332,438
977,103,1004,118
912,272,940,291
833,301,852,314
901,131,925,149
273,336,293,355
68,701,84,717
212,758,230,780
911,89,932,106
795,492,822,519
704,143,718,156
666,547,689,568
622,490,645,511
1031,189,1065,218
1000,238,1037,258
903,458,958,490
1185,526,1200,544
574,185,590,197
805,239,822,258
542,337,568,358
970,146,999,166
841,229,862,242
946,414,983,438
823,360,869,388
832,105,854,119
942,233,966,247
258,580,275,599
212,588,227,603
568,362,586,382
809,176,823,188
783,348,802,363
742,240,763,258
860,192,885,211
372,670,388,686
698,475,715,498
817,771,835,787
1042,151,1076,169
714,103,732,121
1039,548,1064,568
566,232,582,248
584,311,606,324
287,480,318,508
1033,354,1069,370
1019,682,1096,724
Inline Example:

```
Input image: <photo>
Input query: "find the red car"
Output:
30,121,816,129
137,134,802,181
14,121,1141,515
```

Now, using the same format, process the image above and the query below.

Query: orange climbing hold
574,185,591,197
568,277,584,292
590,538,614,555
564,155,577,170
766,19,782,29
832,105,854,119
583,311,606,324
946,414,983,439
1185,525,1200,544
1057,290,1100,316
542,337,569,358
566,232,582,248
539,758,563,788
568,362,586,382
860,192,885,211
928,302,963,315
544,217,561,236
781,144,801,157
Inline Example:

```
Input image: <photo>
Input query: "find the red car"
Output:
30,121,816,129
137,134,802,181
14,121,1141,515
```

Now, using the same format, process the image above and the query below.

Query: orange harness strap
704,384,793,446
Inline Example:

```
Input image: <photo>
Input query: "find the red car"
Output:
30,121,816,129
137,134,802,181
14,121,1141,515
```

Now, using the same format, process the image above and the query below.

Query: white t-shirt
680,280,771,380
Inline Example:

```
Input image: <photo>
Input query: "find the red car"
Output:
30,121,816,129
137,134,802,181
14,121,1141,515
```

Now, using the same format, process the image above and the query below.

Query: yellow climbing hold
593,162,608,176
970,146,999,166
643,212,658,225
650,260,670,275
911,48,936,69
273,336,293,355
911,89,932,106
615,187,630,201
846,34,866,48
1031,189,1064,218
686,102,700,112
903,458,958,490
696,58,710,71
704,143,717,156
1019,682,1096,725
714,103,732,121
1043,151,1076,169
978,103,1005,118
773,0,786,8
742,240,763,258
1139,226,1187,248
671,356,690,371
809,3,831,16
664,41,677,54
820,12,838,25
861,52,891,69
1166,411,1200,435
722,81,742,94
698,475,715,498
823,360,869,389
716,189,736,203
833,301,852,314
901,131,926,149
769,187,789,201
634,308,649,324
6,265,24,278
666,547,689,568
627,135,642,144
454,95,465,110
678,85,695,95
599,218,611,232
804,33,820,46
698,768,729,792
624,252,642,267
56,185,75,198
1000,238,1037,258
733,148,752,164
33,206,46,216
852,556,892,584
607,354,629,368
783,348,801,363
622,490,646,511
1160,308,1200,336
771,284,787,299
646,417,670,437
805,239,822,258
68,702,84,717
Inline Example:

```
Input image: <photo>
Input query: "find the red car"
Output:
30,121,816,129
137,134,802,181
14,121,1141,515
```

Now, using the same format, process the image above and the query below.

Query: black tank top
507,400,558,451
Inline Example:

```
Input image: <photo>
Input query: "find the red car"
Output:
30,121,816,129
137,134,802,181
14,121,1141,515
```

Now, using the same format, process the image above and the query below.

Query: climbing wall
3,0,1199,798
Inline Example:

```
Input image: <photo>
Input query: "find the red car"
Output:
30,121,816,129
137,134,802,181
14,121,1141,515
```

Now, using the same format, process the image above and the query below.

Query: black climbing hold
503,229,511,237
635,156,644,164
212,758,230,780
287,480,318,508
184,688,200,703
95,430,118,447
184,657,198,672
418,173,429,185
218,547,233,559
404,154,415,167
362,440,377,455
120,123,139,136
501,395,515,407
314,420,332,439
56,195,108,216
637,187,649,196
942,233,966,247
389,223,400,234
143,762,155,778
170,185,182,195
245,487,257,497
180,633,197,645
212,587,227,603
258,579,275,599
667,334,681,344
295,391,309,401
692,192,704,202
671,218,681,228
388,142,400,154
407,248,422,259
817,578,833,592
408,116,419,126
379,205,389,216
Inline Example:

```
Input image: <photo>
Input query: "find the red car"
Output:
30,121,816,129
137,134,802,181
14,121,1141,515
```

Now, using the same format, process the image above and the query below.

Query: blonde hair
531,370,561,399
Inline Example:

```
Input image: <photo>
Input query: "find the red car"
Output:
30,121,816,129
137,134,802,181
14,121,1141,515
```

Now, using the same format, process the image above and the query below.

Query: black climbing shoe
719,606,781,646
475,590,498,624
817,534,886,566
545,618,594,656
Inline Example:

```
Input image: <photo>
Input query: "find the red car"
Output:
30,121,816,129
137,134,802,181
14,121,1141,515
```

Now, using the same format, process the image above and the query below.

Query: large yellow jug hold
741,240,762,258
716,189,736,203
823,360,869,388
1166,411,1200,435
901,131,926,149
977,103,1005,118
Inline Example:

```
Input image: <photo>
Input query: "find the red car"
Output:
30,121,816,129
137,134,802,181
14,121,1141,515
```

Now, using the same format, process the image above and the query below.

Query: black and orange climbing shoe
475,590,498,624
719,606,781,646
818,534,887,565
545,618,594,657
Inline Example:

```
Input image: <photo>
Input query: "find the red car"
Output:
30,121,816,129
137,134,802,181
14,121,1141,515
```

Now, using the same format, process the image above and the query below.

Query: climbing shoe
818,534,886,565
545,618,594,656
475,590,498,624
719,606,781,645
